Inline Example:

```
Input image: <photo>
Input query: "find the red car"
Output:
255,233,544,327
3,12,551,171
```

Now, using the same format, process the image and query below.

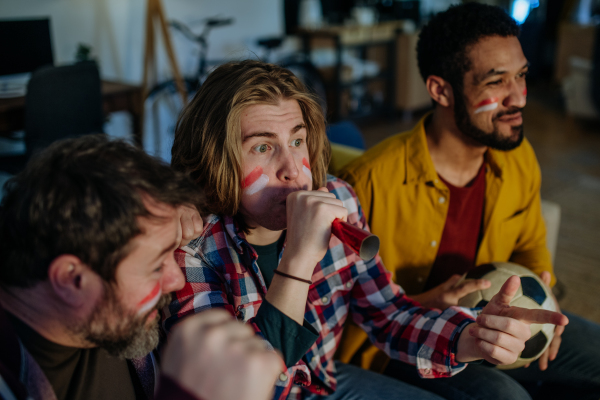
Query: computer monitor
0,18,54,77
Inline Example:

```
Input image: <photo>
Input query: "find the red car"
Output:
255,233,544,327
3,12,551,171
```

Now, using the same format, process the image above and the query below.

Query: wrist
278,251,318,281
455,323,481,363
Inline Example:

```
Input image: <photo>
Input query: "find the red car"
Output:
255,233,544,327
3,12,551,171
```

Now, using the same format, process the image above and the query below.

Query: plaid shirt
163,176,476,400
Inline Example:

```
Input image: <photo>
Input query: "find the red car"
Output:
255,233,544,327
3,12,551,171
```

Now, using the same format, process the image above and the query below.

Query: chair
326,121,367,175
0,62,104,175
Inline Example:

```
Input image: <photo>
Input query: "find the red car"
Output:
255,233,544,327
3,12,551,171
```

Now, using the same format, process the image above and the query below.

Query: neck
245,225,284,246
0,284,87,348
425,108,487,187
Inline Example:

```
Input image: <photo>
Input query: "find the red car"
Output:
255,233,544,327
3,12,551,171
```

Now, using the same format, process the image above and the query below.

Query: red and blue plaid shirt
163,176,476,399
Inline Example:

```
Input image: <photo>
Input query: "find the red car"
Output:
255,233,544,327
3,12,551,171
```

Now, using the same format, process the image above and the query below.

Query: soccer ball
457,262,557,370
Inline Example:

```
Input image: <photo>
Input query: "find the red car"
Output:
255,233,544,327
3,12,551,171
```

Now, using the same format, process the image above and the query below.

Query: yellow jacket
337,114,554,371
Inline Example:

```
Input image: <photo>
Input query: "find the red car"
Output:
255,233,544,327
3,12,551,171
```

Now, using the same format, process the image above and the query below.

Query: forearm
265,253,314,325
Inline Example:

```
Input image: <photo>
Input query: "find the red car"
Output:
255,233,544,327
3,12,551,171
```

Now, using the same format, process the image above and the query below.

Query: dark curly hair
417,3,520,96
0,134,204,288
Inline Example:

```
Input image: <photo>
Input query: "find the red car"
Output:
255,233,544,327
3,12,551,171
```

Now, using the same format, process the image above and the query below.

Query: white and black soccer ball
457,261,557,370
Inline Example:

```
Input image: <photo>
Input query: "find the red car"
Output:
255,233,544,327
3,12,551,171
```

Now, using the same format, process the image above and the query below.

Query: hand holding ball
458,262,565,369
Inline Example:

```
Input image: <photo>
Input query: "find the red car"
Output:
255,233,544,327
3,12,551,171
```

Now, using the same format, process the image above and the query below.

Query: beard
71,282,171,359
454,91,525,151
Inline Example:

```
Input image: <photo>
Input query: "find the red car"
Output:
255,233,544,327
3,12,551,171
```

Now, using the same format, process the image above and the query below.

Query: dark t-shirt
7,313,140,400
251,231,319,368
424,163,486,291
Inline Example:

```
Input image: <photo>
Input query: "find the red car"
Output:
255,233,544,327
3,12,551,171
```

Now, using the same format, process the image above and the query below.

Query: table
0,80,144,146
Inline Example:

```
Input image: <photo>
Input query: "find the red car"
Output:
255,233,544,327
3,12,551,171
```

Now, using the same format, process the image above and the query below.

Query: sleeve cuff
254,299,319,367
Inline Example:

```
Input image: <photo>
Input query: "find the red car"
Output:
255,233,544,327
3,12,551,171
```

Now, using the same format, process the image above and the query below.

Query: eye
518,70,529,79
291,138,302,147
487,79,502,86
254,144,269,153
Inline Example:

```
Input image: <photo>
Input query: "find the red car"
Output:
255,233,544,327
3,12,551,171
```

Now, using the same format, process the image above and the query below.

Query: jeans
383,312,600,400
301,361,445,400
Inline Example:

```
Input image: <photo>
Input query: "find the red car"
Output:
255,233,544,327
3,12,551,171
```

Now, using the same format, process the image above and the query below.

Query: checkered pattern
163,176,476,400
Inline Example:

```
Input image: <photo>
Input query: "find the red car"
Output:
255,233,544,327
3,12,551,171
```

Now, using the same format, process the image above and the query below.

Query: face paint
137,282,161,316
302,158,312,180
242,166,269,196
523,88,527,96
474,97,499,114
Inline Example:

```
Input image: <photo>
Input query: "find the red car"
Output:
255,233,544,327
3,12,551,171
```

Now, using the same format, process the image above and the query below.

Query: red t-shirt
424,163,486,291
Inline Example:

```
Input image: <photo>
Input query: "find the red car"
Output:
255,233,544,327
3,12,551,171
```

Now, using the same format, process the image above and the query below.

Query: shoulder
326,175,364,224
338,128,415,186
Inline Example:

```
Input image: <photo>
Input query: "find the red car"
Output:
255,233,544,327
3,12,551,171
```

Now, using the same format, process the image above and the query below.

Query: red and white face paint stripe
242,166,269,196
474,97,499,114
137,282,161,316
302,158,312,181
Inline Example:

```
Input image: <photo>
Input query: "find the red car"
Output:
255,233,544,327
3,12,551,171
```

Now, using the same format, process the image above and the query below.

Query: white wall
1,0,284,83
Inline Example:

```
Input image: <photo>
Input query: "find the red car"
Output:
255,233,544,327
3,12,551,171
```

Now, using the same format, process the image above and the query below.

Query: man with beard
337,3,600,399
0,135,281,400
166,59,567,400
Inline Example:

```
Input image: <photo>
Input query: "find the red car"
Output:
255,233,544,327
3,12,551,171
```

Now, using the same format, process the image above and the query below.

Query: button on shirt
165,176,476,400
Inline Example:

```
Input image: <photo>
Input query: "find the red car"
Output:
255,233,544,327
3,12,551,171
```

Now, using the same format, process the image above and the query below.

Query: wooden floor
356,84,600,324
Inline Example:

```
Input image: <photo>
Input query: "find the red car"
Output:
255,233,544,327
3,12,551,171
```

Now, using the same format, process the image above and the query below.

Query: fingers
538,348,549,371
178,205,204,247
469,324,525,355
548,325,564,361
503,307,569,327
490,275,521,307
476,314,531,342
452,278,491,299
475,338,519,365
443,274,463,290
540,271,552,286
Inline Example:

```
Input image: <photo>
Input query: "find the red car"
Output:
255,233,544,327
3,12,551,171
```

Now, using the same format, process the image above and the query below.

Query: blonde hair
171,60,330,224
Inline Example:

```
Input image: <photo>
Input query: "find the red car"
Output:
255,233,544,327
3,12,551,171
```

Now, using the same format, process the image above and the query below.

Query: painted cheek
474,97,499,114
137,282,161,316
302,157,312,180
523,88,527,96
242,166,269,196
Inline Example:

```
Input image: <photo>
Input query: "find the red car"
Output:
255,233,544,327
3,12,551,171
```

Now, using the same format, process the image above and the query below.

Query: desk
0,80,144,146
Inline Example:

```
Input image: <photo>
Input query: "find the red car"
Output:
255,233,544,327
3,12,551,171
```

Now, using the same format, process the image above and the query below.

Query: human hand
161,309,282,400
526,271,564,370
177,205,204,247
282,187,347,277
456,275,569,365
411,274,491,310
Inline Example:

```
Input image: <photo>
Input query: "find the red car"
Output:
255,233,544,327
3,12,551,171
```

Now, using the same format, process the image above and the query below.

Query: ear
426,75,454,108
47,255,101,308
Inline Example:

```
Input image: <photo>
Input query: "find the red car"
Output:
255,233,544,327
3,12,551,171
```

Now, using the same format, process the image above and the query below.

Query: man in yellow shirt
339,3,600,399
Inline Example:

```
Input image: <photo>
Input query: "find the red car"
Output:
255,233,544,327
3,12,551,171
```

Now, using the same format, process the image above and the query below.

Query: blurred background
0,0,599,323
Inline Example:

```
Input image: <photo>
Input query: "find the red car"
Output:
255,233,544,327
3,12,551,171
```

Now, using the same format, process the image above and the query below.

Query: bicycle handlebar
169,17,234,44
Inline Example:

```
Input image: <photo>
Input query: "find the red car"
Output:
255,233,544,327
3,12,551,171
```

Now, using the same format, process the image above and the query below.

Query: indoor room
0,0,599,399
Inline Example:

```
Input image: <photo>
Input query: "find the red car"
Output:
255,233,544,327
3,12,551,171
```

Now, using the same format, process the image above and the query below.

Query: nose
502,81,527,109
275,148,300,182
161,253,185,294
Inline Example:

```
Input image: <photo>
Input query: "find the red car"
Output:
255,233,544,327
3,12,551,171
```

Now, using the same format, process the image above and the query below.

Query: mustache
493,106,524,120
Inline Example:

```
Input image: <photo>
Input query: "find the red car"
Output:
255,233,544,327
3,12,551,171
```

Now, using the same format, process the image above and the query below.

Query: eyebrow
150,240,178,265
242,123,306,143
476,62,530,84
